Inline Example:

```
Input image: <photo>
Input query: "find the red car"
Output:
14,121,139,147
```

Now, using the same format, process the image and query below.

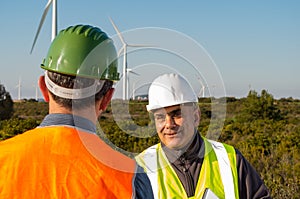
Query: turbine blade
128,70,140,76
117,46,125,56
127,44,155,48
30,0,53,54
109,17,126,45
51,0,57,40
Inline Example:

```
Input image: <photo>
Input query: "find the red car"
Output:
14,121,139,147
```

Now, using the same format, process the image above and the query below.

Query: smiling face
152,103,200,150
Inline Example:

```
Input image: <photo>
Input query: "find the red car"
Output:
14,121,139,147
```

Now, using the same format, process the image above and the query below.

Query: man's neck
48,100,98,125
162,131,200,162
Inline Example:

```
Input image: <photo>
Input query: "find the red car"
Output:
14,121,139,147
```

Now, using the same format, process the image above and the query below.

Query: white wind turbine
109,17,150,100
33,84,39,101
132,79,142,101
126,68,139,100
197,77,206,98
16,77,22,100
30,0,57,54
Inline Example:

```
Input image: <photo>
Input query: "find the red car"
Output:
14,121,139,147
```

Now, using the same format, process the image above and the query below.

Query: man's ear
194,107,201,127
38,75,49,102
99,88,115,111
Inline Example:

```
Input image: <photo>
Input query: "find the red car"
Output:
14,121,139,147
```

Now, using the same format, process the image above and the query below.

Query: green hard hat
41,24,119,81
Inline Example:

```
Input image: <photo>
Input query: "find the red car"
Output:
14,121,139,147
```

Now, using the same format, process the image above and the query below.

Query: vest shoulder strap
207,139,235,199
137,144,159,199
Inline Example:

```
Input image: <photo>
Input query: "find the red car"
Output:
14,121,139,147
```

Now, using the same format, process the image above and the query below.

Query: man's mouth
164,131,179,137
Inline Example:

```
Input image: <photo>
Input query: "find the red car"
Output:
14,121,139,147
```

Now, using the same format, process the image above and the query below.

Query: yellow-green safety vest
136,137,239,199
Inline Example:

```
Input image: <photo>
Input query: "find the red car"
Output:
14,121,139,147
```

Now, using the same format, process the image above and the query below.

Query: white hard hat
147,73,198,111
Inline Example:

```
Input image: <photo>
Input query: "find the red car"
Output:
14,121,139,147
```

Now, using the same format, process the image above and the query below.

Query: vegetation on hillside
0,84,13,120
0,89,299,198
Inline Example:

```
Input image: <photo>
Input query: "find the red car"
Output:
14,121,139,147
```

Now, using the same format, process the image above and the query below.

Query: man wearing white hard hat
136,73,271,199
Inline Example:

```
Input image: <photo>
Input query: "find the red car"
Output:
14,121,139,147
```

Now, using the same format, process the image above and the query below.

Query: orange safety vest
0,126,136,199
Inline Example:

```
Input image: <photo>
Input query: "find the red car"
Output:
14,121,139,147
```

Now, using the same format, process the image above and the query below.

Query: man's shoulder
138,143,159,155
135,143,160,166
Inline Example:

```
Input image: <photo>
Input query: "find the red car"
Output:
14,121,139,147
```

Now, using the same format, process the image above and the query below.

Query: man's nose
164,115,176,129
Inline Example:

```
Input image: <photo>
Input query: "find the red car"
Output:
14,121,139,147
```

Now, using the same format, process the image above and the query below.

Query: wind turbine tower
30,0,57,53
33,84,39,101
197,77,206,98
126,68,140,100
16,77,22,100
109,17,150,100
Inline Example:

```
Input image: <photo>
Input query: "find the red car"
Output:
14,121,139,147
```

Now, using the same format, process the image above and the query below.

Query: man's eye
173,110,182,118
155,115,165,120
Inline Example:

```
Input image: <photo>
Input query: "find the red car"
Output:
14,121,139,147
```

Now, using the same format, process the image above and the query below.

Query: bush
0,84,13,120
0,118,39,140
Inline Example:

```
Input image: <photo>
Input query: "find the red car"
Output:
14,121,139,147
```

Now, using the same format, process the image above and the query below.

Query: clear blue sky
0,0,299,100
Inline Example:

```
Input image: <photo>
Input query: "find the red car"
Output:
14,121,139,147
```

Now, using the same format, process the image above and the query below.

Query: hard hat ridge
41,24,119,81
62,25,108,42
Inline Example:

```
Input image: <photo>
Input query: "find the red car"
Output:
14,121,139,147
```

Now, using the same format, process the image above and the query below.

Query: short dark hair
47,71,113,110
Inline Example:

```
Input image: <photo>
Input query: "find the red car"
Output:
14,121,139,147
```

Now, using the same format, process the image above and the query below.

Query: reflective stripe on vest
208,139,235,199
136,137,239,199
0,126,136,199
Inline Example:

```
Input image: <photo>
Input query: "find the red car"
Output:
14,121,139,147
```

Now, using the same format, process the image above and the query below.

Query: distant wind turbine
199,85,206,98
132,79,142,101
126,69,139,100
197,77,206,98
30,0,57,54
109,17,151,100
33,84,39,101
16,77,22,100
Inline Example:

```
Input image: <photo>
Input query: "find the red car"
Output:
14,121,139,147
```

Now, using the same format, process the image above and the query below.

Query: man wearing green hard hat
0,24,153,199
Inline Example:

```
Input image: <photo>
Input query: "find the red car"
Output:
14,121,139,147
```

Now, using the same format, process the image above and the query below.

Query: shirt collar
39,113,97,133
162,131,204,163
